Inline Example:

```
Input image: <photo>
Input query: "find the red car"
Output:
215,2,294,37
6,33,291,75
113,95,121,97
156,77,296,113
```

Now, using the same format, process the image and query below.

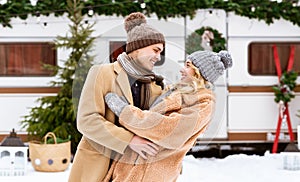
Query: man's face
134,43,164,71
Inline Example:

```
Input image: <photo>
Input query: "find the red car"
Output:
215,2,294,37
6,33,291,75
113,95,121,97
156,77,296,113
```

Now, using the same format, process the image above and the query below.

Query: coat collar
113,61,133,105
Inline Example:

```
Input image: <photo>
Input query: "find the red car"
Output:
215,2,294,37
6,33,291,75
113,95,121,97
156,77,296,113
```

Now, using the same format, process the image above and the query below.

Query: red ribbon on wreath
272,44,295,153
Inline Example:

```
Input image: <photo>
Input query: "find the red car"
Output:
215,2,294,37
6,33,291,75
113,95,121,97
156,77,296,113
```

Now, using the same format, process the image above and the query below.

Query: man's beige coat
68,61,162,182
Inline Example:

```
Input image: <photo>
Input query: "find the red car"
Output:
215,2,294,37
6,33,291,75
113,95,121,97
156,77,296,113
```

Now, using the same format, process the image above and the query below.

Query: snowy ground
178,153,300,182
1,153,300,182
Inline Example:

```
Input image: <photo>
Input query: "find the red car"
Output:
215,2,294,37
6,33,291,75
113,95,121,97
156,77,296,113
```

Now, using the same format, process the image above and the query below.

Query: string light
88,7,94,17
0,1,134,22
0,15,123,27
0,0,7,5
0,0,299,27
30,0,38,6
140,2,146,9
292,1,300,7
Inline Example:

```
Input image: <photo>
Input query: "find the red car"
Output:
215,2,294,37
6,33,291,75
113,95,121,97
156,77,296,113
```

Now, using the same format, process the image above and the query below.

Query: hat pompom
124,12,147,33
218,50,233,69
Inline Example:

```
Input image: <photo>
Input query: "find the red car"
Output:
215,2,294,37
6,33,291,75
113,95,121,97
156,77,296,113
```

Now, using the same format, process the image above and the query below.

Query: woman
104,50,233,182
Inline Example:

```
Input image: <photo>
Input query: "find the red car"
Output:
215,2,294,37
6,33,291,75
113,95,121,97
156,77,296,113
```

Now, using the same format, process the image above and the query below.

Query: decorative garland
272,70,298,103
185,26,226,55
0,0,300,28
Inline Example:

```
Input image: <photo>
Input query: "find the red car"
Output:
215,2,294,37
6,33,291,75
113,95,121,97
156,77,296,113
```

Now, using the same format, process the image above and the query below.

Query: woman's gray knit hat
187,50,233,83
124,12,165,53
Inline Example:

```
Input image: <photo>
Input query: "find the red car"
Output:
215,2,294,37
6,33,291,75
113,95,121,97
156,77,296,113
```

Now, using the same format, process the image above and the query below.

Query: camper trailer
0,9,299,144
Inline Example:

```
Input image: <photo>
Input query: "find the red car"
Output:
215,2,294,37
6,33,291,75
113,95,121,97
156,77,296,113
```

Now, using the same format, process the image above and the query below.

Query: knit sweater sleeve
118,91,215,149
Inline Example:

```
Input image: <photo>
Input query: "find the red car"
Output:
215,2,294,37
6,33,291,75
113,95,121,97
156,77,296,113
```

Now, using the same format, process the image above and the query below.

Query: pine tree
21,0,95,154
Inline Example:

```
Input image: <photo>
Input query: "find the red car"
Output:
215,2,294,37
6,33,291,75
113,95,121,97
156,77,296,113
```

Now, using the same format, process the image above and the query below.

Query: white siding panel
0,94,54,134
227,12,300,37
228,93,300,132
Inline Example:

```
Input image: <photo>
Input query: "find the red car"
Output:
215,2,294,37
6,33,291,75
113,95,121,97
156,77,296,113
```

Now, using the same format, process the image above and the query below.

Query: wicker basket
29,132,71,172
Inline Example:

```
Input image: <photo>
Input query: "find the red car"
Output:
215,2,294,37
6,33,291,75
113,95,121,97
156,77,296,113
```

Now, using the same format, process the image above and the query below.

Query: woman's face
131,43,164,71
180,60,196,83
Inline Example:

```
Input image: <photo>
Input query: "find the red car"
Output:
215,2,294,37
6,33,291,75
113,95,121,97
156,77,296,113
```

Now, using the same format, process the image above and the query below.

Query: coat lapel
114,62,133,105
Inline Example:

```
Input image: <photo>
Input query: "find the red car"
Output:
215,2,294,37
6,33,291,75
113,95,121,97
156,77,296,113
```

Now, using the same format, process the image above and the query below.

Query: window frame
248,42,300,76
0,42,57,77
109,41,165,65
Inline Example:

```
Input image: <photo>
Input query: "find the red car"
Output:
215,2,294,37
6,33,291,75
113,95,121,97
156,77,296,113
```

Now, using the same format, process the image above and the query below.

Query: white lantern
282,152,300,171
0,129,28,176
0,147,28,176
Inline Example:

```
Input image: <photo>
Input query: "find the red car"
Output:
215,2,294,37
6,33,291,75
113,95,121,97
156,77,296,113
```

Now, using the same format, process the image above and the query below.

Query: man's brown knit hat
124,12,165,53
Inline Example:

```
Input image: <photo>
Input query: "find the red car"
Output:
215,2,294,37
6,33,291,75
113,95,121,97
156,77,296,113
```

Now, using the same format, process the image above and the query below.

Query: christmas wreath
272,71,298,103
185,26,226,55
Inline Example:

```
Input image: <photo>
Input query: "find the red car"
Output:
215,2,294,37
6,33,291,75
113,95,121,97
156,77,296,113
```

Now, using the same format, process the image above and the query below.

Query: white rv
0,9,299,143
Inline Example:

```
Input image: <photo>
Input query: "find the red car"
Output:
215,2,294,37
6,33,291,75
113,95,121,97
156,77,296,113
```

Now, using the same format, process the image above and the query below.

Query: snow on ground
178,153,300,182
1,153,300,182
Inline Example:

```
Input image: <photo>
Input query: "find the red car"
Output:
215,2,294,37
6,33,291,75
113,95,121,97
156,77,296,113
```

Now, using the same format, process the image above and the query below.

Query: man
68,12,165,182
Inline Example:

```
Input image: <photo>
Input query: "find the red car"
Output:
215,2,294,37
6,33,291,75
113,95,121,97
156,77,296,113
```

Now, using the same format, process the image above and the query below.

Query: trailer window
248,42,300,75
109,41,165,66
0,42,56,76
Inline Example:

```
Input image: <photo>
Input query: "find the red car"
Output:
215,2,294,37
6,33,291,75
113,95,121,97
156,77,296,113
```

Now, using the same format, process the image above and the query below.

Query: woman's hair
170,61,212,94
